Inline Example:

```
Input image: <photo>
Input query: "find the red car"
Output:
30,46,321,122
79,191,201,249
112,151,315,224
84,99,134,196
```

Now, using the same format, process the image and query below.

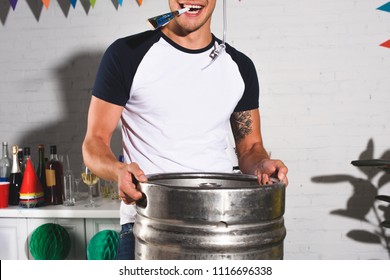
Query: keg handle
133,174,148,208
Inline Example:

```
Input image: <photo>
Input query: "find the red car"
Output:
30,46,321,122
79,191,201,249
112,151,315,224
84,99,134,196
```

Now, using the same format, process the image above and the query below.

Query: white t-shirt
93,30,260,224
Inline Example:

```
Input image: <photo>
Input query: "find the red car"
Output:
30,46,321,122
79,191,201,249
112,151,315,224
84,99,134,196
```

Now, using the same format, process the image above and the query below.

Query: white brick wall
1,0,390,259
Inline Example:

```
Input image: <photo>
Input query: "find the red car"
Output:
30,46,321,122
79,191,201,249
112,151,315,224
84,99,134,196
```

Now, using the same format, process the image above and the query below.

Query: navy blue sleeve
92,39,133,106
92,31,161,106
225,44,260,112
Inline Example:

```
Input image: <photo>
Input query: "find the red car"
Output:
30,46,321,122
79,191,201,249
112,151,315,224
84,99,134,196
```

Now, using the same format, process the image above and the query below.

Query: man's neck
161,24,213,50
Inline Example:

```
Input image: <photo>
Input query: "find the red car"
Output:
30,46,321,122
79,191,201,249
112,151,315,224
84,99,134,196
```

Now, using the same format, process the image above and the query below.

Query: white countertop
0,196,121,219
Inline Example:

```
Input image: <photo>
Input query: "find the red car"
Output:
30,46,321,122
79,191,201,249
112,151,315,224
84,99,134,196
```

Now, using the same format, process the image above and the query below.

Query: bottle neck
38,148,45,164
1,144,9,159
50,153,59,161
11,150,21,174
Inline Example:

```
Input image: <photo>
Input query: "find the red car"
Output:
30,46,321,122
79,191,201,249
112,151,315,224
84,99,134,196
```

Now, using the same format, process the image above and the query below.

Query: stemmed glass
81,163,99,207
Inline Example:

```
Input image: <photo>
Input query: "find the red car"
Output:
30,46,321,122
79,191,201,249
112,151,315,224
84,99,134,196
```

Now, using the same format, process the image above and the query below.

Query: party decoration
42,0,50,10
19,158,45,208
377,2,390,13
118,0,123,6
87,230,119,260
9,0,18,10
380,39,390,48
378,2,390,48
90,0,96,8
70,0,77,8
136,0,143,6
29,223,71,260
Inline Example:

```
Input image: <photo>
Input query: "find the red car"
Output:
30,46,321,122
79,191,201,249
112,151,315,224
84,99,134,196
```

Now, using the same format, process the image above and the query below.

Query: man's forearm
82,137,125,182
238,142,270,175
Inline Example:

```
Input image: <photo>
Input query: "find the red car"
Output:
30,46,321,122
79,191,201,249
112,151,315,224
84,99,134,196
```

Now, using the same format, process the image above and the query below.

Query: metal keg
133,172,286,260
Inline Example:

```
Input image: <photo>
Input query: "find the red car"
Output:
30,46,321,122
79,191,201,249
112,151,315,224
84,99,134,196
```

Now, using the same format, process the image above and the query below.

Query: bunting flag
378,2,390,48
377,2,390,13
7,0,145,11
42,0,50,10
70,0,77,8
380,39,390,48
9,0,18,10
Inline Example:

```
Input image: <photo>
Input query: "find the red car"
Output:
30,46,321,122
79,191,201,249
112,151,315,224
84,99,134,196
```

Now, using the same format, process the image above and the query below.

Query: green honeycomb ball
29,223,71,260
87,230,119,260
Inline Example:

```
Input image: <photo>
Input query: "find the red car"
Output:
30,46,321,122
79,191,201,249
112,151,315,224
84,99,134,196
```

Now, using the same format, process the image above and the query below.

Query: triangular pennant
380,39,390,48
136,0,143,6
42,0,50,10
90,0,96,8
9,0,18,10
377,2,390,13
118,0,123,6
70,0,77,8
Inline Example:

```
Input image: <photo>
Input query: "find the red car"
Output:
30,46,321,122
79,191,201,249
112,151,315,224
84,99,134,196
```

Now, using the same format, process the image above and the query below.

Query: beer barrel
133,172,286,260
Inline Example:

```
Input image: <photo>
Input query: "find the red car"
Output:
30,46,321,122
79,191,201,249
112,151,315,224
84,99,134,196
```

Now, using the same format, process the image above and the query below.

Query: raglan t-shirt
93,29,260,224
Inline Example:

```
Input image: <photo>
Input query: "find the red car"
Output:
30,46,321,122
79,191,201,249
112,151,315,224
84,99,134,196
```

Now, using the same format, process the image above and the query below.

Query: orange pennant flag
42,0,50,9
136,0,143,6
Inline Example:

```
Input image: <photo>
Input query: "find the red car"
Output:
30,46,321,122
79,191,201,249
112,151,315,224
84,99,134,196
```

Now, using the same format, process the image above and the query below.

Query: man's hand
117,162,147,205
255,159,288,186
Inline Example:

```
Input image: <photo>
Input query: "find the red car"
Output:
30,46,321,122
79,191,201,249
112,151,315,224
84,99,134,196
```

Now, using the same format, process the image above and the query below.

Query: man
82,0,288,259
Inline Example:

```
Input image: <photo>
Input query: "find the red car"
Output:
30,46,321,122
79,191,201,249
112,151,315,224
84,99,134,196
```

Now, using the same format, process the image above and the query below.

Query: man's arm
231,108,288,185
82,96,145,203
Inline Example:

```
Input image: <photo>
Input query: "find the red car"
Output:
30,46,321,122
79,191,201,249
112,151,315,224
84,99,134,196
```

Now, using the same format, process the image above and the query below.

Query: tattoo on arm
230,111,253,144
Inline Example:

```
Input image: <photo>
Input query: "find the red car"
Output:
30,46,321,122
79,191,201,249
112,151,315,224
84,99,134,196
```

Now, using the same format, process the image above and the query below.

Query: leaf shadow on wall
18,51,123,179
311,139,390,259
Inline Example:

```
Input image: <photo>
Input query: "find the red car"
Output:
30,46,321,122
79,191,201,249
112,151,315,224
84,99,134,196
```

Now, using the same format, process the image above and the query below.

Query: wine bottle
45,145,64,205
36,144,47,202
18,148,24,174
22,147,32,173
9,145,23,205
0,142,11,182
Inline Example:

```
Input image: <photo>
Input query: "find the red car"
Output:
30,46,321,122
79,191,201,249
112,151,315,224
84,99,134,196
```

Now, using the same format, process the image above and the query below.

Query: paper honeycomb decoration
29,223,71,260
87,230,119,260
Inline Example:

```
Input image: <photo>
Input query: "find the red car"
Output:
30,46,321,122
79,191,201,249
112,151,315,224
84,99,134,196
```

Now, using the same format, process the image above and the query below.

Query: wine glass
81,163,99,207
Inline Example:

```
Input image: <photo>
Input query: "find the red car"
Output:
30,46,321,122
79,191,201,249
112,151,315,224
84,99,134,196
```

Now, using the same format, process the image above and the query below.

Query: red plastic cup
0,182,10,208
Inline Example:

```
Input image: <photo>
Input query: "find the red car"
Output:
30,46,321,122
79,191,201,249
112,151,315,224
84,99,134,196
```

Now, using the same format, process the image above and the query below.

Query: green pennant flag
90,0,96,8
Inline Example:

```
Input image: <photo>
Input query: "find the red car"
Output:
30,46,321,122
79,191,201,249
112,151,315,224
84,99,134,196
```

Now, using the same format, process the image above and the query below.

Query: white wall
1,0,390,259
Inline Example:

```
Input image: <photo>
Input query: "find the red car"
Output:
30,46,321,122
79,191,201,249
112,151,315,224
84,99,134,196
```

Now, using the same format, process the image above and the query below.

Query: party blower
147,7,190,30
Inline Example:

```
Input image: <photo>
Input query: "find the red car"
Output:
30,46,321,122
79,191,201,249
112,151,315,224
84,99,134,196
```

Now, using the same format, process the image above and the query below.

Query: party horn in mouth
147,7,190,30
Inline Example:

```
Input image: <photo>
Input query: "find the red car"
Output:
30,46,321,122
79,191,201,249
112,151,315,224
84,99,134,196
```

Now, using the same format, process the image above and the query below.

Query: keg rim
142,172,284,190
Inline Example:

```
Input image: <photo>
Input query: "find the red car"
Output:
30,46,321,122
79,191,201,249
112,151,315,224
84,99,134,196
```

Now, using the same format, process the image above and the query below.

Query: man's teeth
183,4,202,12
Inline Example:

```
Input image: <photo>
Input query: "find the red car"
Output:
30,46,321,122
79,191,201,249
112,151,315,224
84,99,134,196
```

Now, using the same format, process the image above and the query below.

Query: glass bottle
36,144,47,202
17,148,24,174
63,154,75,206
45,145,64,205
0,142,12,182
22,147,32,173
9,145,23,205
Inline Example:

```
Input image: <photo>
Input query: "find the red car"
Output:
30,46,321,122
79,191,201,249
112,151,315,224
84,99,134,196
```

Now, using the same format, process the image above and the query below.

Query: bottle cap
12,145,18,155
50,145,57,154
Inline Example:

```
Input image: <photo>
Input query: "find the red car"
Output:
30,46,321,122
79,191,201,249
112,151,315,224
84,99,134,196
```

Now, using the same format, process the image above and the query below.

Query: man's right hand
117,162,147,205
